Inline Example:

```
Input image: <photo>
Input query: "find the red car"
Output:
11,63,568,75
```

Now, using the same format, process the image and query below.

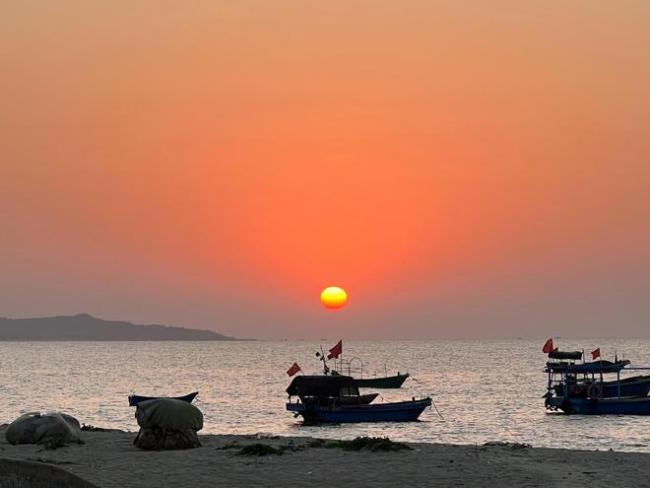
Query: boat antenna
316,345,329,374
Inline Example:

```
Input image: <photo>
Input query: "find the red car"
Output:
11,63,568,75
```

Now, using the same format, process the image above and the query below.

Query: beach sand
1,428,649,488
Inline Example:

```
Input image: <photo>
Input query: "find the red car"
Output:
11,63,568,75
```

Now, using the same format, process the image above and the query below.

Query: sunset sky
1,1,649,339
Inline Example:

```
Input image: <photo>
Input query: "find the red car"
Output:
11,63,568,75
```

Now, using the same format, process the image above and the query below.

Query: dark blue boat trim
547,396,650,415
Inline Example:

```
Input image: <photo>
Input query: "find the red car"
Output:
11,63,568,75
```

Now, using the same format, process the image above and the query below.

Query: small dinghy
339,393,379,405
352,373,409,389
128,391,198,407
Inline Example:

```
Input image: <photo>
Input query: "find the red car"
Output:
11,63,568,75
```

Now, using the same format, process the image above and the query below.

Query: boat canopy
546,359,630,374
286,375,356,398
548,350,583,360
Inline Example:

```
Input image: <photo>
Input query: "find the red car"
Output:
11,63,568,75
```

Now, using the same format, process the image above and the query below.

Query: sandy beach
2,428,650,488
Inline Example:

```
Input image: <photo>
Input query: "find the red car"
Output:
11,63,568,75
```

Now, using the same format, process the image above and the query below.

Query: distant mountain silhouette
0,314,241,341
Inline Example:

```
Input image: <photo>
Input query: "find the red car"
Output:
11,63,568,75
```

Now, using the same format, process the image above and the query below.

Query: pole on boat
317,345,330,375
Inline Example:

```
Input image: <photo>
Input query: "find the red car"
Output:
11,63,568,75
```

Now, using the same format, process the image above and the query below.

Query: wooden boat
545,359,630,375
352,373,410,389
316,342,409,389
548,349,583,360
128,391,198,407
339,393,379,405
286,375,430,423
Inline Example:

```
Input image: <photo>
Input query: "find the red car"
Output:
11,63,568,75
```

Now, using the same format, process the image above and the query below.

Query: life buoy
587,383,603,399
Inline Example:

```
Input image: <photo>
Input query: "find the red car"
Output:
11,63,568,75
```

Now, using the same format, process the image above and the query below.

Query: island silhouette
0,313,241,341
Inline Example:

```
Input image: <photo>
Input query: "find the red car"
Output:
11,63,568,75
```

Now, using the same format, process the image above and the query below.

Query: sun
320,286,348,310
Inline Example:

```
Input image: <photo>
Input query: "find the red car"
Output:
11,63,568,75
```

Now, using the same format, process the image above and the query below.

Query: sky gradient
1,1,649,339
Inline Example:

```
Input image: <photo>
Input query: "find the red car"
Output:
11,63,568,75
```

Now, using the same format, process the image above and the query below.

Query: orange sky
1,1,649,338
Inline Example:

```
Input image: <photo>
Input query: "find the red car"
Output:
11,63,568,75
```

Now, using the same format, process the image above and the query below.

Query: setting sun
320,286,348,310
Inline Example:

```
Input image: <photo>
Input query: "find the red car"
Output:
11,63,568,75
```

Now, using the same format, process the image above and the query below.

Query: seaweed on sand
309,436,412,452
237,443,285,456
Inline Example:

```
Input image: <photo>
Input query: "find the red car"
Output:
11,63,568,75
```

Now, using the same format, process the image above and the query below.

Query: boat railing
334,357,365,377
546,364,650,402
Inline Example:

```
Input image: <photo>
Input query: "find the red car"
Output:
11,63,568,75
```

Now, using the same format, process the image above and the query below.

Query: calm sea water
2,340,650,452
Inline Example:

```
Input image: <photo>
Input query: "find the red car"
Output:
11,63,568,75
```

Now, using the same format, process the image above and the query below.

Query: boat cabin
286,375,359,402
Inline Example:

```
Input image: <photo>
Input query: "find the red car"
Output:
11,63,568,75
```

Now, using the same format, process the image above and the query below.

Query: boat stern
286,402,306,414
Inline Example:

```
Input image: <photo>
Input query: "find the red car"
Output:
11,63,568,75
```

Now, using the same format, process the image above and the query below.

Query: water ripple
2,339,650,451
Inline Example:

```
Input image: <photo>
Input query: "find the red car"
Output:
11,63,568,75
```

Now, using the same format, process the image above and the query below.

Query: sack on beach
5,412,83,447
135,398,203,431
134,427,202,450
133,398,203,450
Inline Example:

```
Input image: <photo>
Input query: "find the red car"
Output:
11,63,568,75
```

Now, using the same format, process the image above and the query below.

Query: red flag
591,348,601,360
286,362,301,377
542,338,554,354
327,340,343,359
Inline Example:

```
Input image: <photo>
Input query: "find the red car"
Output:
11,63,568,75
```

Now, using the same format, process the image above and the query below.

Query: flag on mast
542,338,554,354
328,340,343,359
286,362,301,377
591,348,601,360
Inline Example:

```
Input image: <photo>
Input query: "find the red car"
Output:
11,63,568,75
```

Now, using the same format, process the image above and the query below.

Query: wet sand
1,429,649,488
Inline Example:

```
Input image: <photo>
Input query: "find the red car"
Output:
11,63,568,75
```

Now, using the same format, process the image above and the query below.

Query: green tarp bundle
136,398,203,431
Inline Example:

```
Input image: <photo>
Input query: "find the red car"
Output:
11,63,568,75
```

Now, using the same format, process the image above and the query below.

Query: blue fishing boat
287,398,432,423
544,349,650,415
286,375,431,423
128,391,198,407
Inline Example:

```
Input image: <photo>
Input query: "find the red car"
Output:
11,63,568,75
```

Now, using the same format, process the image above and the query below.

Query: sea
2,339,650,452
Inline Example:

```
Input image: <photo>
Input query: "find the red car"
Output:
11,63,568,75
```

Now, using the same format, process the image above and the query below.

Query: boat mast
317,345,330,375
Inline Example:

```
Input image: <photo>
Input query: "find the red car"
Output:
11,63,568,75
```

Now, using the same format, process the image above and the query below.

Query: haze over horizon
2,2,649,340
